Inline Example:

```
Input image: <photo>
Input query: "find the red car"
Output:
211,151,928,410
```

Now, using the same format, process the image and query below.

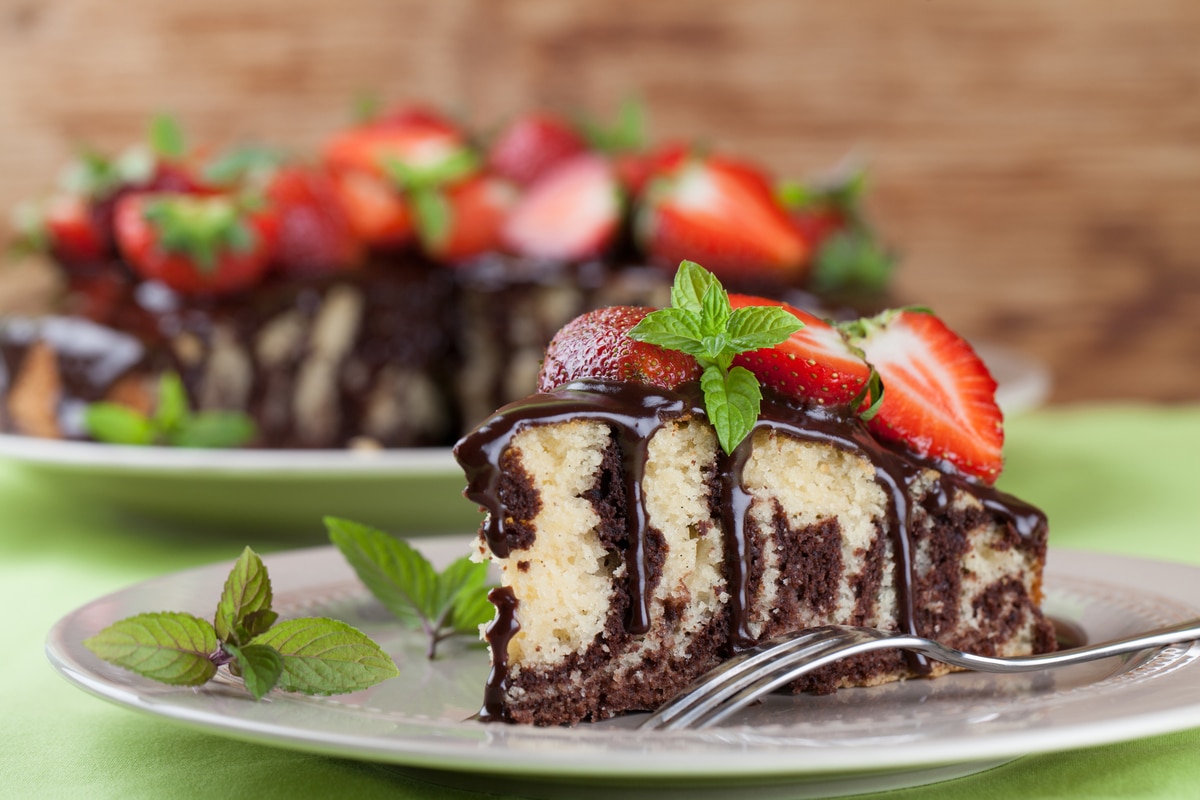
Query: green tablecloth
2,405,1199,799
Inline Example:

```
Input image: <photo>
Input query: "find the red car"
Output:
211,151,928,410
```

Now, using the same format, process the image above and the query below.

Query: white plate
0,344,1046,536
46,540,1200,799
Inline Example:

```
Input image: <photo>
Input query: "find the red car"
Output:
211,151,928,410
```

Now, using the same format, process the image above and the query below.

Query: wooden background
1,0,1197,404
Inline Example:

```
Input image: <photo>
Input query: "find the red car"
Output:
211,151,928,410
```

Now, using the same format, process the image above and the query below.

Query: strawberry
40,194,109,266
843,309,1004,483
538,306,702,392
113,192,278,295
329,169,413,249
502,154,622,261
413,174,516,262
323,107,469,179
265,167,364,275
613,141,688,197
728,294,872,407
637,155,807,282
487,113,587,187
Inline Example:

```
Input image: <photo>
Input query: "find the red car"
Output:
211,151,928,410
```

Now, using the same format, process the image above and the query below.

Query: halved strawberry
843,309,1003,483
413,174,516,262
502,154,621,261
265,167,364,275
328,168,413,249
487,113,587,187
637,155,807,282
537,306,702,392
729,294,872,408
113,192,278,295
323,107,469,179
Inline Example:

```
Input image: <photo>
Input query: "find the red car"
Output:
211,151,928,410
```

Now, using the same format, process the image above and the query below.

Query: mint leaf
215,547,273,645
670,259,721,313
223,642,283,700
84,548,398,700
434,556,493,632
326,517,497,657
250,618,399,695
168,413,257,448
701,364,763,455
326,517,436,628
83,404,156,445
154,372,189,433
410,187,451,249
628,261,803,453
82,372,256,449
84,612,218,686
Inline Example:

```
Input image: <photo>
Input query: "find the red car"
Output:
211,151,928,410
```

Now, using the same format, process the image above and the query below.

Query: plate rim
0,433,460,475
44,541,1200,782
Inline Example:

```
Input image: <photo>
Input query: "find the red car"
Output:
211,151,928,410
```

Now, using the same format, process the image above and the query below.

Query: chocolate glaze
454,378,1048,714
477,586,521,723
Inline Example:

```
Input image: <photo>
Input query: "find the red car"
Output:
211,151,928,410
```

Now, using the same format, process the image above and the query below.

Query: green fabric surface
1,404,1198,799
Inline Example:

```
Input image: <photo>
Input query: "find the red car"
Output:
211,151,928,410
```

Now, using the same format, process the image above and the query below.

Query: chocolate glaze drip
454,378,1049,708
477,586,521,722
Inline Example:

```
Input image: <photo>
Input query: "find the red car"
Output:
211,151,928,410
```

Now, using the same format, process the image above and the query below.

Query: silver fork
638,617,1200,731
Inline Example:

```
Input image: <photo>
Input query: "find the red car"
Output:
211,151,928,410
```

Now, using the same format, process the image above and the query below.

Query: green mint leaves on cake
84,372,256,448
326,517,495,659
83,548,399,699
628,260,803,454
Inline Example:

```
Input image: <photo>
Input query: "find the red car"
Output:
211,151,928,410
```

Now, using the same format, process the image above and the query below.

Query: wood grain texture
1,0,1198,403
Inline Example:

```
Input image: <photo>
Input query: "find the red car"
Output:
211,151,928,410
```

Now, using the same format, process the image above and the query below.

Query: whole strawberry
113,192,278,295
843,309,1004,483
487,112,587,187
266,167,364,275
537,306,702,393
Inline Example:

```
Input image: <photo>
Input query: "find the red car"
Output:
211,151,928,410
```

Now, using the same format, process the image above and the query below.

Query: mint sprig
628,260,804,454
84,373,256,448
326,517,495,659
84,548,399,700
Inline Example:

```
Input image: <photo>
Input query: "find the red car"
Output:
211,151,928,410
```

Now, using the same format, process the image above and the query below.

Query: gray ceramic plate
46,541,1200,799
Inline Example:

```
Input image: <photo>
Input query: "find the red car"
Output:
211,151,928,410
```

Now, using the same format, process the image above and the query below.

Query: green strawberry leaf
150,114,186,160
249,617,399,695
202,145,285,187
223,642,284,700
84,612,218,686
215,547,274,645
410,187,451,250
83,403,156,446
628,261,802,453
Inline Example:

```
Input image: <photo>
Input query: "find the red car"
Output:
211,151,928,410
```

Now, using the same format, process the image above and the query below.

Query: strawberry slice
323,107,469,179
844,309,1004,483
729,294,872,408
414,174,516,262
487,113,587,187
538,306,702,392
329,168,413,249
113,192,278,295
502,154,621,261
637,155,807,282
265,167,364,276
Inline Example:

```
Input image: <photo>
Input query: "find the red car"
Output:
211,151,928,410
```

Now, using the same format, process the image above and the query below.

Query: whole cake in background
1,103,893,448
455,262,1053,726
